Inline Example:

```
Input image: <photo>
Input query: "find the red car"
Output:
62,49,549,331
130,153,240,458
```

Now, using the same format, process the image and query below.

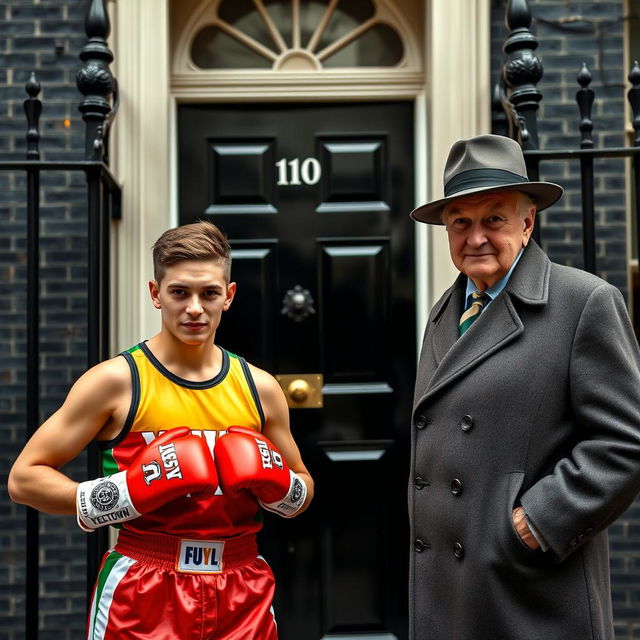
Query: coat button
415,415,427,429
450,478,463,495
414,476,429,490
460,415,473,432
453,542,465,559
415,538,429,552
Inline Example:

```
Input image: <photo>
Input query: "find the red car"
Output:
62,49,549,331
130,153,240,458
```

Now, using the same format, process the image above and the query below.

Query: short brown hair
152,221,231,283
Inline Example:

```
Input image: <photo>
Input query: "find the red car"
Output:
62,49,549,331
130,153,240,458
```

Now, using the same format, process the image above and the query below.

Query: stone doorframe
110,0,490,354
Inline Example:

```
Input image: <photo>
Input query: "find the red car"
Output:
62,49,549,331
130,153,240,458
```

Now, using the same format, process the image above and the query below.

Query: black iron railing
1,1,121,637
496,0,640,277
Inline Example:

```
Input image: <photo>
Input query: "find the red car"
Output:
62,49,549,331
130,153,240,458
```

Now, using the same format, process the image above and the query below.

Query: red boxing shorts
86,530,278,640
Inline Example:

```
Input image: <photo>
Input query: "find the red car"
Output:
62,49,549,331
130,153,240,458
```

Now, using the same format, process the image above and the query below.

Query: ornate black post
77,0,113,602
24,72,42,640
502,0,543,150
76,0,114,162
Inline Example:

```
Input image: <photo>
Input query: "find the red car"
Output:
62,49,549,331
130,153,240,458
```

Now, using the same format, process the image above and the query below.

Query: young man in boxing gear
8,221,314,640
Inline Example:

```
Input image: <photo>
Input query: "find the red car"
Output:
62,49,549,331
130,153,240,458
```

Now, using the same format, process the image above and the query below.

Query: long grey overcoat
409,241,640,640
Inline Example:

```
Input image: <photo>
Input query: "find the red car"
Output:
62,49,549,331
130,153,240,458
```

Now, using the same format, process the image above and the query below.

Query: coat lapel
432,276,465,365
415,241,551,405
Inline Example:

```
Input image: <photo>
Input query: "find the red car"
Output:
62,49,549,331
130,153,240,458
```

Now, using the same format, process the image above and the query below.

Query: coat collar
504,239,550,306
415,241,550,405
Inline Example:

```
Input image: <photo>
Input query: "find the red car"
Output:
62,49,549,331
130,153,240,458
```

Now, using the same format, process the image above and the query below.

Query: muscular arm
249,364,315,514
8,356,131,515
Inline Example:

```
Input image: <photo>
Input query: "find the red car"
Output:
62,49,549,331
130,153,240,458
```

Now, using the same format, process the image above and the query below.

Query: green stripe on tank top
126,343,141,354
101,448,119,476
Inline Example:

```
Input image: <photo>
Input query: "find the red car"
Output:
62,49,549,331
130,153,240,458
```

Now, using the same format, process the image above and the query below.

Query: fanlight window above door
190,0,405,71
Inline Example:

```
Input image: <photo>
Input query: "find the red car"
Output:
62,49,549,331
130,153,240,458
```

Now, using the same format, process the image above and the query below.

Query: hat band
444,168,528,198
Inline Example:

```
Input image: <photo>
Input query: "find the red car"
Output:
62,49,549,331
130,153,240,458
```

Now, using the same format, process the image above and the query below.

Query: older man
408,134,640,639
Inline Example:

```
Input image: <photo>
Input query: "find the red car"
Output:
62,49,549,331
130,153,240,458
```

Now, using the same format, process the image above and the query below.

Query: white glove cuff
259,470,307,518
76,470,141,532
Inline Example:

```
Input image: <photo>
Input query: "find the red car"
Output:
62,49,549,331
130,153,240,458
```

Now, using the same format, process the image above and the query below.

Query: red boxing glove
76,427,218,531
214,426,307,518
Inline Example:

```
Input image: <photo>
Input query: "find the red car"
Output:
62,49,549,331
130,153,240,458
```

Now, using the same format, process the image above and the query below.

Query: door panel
226,241,278,365
206,139,277,215
179,102,415,640
318,136,389,211
320,240,389,379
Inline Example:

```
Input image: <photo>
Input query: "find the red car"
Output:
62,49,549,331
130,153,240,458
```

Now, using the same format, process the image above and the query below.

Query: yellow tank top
99,341,265,538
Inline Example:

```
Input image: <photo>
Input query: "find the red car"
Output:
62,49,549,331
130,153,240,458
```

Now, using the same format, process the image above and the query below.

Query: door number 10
275,157,321,186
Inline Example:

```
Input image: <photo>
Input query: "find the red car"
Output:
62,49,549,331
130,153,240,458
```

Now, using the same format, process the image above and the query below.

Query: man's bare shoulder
50,354,133,441
63,354,132,414
77,353,131,390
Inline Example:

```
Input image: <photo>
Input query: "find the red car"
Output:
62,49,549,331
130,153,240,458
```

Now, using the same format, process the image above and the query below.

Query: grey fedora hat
410,134,563,225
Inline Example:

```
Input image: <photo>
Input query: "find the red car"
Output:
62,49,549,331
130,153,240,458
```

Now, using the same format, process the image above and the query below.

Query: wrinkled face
442,191,535,290
149,259,236,346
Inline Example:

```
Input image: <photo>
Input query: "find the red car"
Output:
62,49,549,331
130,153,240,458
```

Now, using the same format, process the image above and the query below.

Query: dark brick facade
1,0,639,638
492,1,640,637
1,2,91,639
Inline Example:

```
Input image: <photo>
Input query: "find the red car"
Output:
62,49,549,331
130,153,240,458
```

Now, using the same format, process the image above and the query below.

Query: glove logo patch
256,439,273,469
142,461,162,485
271,450,284,470
256,438,284,470
158,442,184,480
291,478,304,503
90,480,119,512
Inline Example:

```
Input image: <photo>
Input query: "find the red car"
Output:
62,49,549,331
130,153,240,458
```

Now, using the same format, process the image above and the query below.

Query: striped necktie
459,291,488,336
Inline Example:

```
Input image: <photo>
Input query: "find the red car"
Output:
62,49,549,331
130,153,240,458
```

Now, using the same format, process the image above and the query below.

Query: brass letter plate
276,373,323,409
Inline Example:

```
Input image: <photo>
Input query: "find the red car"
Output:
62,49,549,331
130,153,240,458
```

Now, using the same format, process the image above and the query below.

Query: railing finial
502,0,543,149
576,63,595,150
24,72,42,161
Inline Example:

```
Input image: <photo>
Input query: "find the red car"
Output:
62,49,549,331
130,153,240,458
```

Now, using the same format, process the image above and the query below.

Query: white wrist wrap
259,470,307,518
76,470,141,532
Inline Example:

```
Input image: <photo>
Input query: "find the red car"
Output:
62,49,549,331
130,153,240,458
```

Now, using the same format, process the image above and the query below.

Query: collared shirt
463,247,525,310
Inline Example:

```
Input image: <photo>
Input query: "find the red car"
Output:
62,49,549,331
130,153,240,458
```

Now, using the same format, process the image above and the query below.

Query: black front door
178,101,415,640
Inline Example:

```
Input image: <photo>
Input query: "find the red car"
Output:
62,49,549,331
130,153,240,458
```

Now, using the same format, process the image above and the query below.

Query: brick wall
492,1,640,637
1,2,92,638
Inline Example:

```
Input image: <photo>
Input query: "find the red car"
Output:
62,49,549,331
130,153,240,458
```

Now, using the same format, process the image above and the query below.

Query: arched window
189,0,406,71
